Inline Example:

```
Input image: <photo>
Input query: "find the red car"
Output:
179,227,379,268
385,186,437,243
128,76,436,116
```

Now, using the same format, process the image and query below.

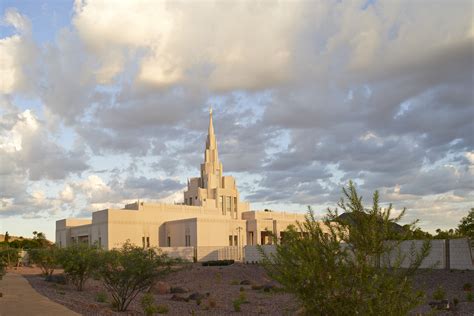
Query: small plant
141,293,158,316
432,286,445,300
215,272,222,283
452,297,459,308
230,279,239,285
463,283,472,291
208,298,216,308
239,286,245,292
96,291,107,303
467,291,473,302
156,304,169,314
233,298,242,312
196,298,201,306
239,291,247,303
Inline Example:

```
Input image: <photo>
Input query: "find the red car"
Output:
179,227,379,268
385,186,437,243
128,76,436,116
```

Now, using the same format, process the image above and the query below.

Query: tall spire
206,107,216,150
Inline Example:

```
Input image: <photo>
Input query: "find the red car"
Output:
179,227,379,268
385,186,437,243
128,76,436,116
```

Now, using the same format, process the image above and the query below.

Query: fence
243,238,474,270
158,246,244,262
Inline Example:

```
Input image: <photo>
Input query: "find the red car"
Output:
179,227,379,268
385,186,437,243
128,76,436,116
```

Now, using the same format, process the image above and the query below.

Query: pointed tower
201,108,223,189
183,108,249,218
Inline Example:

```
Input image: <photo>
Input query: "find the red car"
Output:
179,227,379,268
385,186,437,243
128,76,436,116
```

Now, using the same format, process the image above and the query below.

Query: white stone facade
56,110,305,250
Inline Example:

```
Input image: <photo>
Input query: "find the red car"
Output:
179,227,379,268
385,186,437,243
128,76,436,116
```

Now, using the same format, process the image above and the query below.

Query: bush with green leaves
28,247,59,278
141,293,158,315
0,247,19,268
97,242,174,311
57,243,100,291
260,181,430,316
432,286,445,300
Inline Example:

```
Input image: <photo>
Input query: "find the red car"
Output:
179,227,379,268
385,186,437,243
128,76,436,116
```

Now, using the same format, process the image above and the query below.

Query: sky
0,0,473,241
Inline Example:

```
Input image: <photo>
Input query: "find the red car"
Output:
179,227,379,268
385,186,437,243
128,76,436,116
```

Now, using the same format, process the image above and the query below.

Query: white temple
56,110,305,250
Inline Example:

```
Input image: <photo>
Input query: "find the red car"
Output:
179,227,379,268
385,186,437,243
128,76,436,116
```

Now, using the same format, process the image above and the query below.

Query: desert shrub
260,181,430,316
233,298,242,312
96,291,107,303
467,292,473,302
156,304,169,314
230,279,239,285
97,242,174,311
432,286,445,300
141,293,158,315
0,247,20,268
57,243,100,291
463,282,472,291
28,247,59,278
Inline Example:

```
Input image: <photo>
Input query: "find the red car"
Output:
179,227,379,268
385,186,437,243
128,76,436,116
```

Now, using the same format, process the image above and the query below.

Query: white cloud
0,8,35,94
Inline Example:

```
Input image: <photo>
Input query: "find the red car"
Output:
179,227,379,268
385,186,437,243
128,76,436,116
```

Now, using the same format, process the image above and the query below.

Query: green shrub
95,291,107,303
463,283,472,291
97,242,174,311
230,279,239,285
28,247,59,278
260,181,430,315
233,298,242,312
0,248,20,268
467,292,473,302
57,244,100,291
432,286,445,300
156,304,169,314
141,293,158,316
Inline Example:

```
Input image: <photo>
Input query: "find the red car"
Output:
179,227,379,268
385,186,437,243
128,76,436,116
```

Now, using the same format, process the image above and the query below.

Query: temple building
56,110,305,250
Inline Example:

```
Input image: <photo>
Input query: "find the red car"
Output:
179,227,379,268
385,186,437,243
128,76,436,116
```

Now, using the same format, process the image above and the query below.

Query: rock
240,280,251,285
188,292,205,301
152,281,171,295
429,300,450,310
45,274,67,284
171,294,188,302
170,286,189,294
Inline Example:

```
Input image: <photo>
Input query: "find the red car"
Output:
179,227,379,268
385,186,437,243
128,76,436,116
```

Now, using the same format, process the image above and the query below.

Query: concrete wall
243,239,474,270
450,238,473,270
382,240,445,269
196,246,243,261
159,247,194,262
244,245,277,263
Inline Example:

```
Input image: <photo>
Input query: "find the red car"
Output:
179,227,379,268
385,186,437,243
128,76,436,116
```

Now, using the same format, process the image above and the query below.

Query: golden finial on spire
209,107,213,115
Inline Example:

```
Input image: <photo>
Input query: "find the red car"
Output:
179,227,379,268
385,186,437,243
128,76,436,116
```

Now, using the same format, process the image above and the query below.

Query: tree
28,247,59,278
57,244,101,291
456,208,474,239
97,242,174,311
260,181,430,315
4,231,10,243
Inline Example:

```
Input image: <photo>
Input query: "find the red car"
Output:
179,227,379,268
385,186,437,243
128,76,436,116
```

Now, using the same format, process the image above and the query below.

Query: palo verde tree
97,242,174,311
260,181,430,316
57,243,101,291
456,208,474,239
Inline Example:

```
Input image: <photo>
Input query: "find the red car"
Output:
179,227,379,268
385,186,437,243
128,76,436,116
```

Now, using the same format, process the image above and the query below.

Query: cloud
0,8,36,94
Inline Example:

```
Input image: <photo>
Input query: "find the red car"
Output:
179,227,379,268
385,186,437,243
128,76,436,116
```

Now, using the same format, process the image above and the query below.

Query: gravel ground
11,265,474,315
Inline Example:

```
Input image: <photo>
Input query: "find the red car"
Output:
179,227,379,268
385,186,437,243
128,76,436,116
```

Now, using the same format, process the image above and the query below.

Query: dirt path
0,273,80,316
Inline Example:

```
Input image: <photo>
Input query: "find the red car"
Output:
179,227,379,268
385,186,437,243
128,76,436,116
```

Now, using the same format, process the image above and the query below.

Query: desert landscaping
3,263,472,315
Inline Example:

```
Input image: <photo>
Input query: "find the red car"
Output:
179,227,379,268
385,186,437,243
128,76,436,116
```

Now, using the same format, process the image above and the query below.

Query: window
146,237,150,248
220,196,225,215
98,237,101,247
185,235,191,246
189,197,192,205
226,196,231,215
142,237,145,248
234,235,238,246
234,197,237,211
229,235,233,246
167,236,171,247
